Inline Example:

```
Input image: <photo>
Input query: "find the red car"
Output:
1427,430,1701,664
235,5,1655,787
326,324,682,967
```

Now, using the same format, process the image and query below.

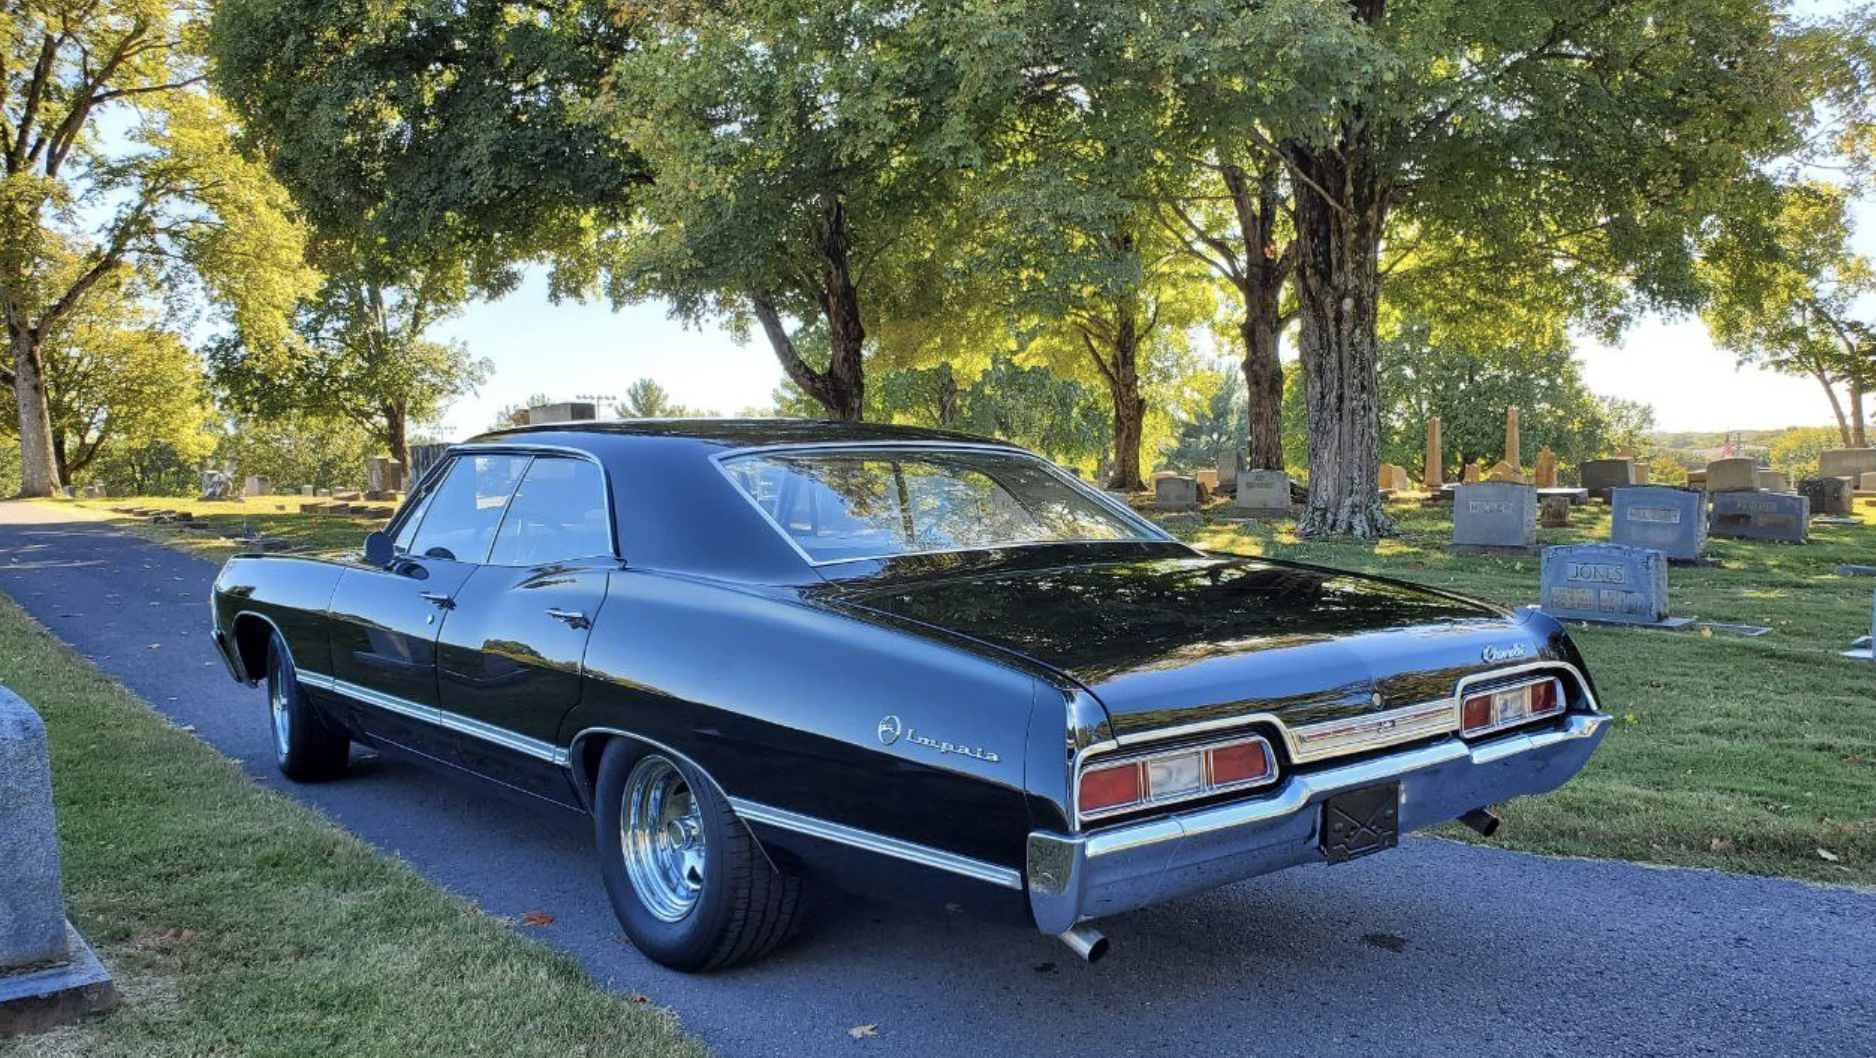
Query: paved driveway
0,501,1870,1058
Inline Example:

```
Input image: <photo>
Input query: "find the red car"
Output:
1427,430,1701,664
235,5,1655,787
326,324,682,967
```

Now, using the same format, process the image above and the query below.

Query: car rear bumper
1025,712,1609,935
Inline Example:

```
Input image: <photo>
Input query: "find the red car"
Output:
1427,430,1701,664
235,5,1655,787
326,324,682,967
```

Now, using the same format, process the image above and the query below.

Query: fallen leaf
1816,848,1840,863
519,910,555,927
1709,838,1735,853
626,993,652,1004
465,900,481,916
848,1024,879,1039
1699,627,1713,638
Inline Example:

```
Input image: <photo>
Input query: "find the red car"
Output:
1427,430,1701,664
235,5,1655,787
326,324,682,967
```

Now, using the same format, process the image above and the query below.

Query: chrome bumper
1026,712,1609,935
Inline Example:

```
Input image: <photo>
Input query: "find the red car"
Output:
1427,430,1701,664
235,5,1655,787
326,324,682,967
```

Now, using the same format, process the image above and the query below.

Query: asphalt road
1,502,1871,1058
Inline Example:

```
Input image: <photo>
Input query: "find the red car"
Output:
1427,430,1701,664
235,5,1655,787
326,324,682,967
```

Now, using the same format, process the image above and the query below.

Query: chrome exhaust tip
1056,924,1109,964
1459,807,1501,837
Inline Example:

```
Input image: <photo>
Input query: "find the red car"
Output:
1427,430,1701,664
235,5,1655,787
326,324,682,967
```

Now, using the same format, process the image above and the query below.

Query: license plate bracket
1320,782,1401,864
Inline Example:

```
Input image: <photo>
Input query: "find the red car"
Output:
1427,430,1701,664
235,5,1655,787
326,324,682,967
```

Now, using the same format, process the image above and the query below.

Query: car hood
826,551,1566,741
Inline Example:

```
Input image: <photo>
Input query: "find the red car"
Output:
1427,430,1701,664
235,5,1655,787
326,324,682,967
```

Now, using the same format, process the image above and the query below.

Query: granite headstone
1610,486,1707,562
1579,459,1634,502
1540,544,1685,627
1452,483,1537,549
1709,491,1810,542
1798,476,1852,516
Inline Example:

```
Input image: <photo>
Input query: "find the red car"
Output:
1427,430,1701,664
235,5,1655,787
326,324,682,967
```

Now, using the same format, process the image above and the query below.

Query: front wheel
265,632,349,782
593,742,803,971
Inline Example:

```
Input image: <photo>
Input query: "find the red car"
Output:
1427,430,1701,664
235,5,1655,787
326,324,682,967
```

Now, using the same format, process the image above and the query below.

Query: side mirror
363,531,394,568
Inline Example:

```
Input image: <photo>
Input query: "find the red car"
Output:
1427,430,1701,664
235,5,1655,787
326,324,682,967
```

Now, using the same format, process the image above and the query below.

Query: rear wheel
593,741,803,971
265,631,349,782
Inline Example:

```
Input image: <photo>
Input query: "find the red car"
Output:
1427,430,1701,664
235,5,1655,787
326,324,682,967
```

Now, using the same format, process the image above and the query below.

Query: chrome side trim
706,442,1176,570
729,798,1024,891
299,671,561,763
1289,699,1460,763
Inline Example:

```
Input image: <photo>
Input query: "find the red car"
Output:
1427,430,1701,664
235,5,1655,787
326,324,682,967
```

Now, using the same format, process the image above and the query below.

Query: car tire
593,740,804,971
265,631,349,782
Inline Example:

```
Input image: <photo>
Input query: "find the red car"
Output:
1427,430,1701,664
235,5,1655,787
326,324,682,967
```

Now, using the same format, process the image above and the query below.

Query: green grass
0,592,708,1058
38,495,386,563
1164,496,1876,888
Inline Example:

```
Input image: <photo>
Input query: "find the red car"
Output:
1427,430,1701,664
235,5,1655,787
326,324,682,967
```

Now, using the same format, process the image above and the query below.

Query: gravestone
198,470,231,501
1579,459,1634,502
366,457,405,495
1710,491,1809,543
526,401,597,424
1704,458,1759,493
1195,469,1219,494
1231,470,1293,517
1424,418,1442,489
1540,544,1689,628
1485,460,1523,484
1686,469,1708,491
1632,464,1652,485
1540,494,1571,528
1452,483,1537,550
1534,446,1558,489
1462,464,1482,485
1217,450,1242,493
1,687,114,1034
1504,406,1520,468
1755,470,1790,493
243,475,270,499
1610,487,1707,562
408,442,451,485
1149,476,1200,512
1861,471,1876,492
315,488,331,498
1819,448,1876,481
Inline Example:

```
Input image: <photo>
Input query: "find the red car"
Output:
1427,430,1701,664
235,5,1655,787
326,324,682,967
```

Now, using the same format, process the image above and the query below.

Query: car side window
405,454,532,563
487,457,612,566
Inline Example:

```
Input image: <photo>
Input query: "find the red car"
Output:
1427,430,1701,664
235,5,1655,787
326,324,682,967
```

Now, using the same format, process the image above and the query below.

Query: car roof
449,418,1033,584
469,417,1022,452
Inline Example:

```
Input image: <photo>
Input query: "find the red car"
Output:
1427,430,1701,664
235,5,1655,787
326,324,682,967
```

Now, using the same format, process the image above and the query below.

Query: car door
435,455,613,803
326,452,531,759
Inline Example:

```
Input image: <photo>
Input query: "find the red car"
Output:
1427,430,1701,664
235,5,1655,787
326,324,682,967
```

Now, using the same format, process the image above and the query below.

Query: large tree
599,1,998,422
1120,0,1858,536
2,1,308,495
1701,181,1874,447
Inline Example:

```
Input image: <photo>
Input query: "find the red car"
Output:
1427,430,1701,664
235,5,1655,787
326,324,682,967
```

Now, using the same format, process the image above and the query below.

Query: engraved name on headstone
1452,483,1537,549
1540,544,1680,626
1709,491,1809,543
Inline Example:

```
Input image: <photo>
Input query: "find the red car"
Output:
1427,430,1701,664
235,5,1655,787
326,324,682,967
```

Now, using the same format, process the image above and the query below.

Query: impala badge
875,715,1000,764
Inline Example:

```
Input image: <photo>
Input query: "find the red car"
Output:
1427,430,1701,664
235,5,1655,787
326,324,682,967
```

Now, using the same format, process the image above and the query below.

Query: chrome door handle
417,591,455,610
546,608,589,629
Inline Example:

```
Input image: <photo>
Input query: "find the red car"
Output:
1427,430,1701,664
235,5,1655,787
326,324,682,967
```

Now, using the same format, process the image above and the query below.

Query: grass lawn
0,591,707,1058
39,495,386,563
1166,495,1876,889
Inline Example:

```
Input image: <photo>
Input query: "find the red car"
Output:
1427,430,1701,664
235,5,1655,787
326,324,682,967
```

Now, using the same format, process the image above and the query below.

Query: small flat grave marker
1709,491,1809,543
1610,486,1707,562
1843,587,1874,662
1540,544,1692,628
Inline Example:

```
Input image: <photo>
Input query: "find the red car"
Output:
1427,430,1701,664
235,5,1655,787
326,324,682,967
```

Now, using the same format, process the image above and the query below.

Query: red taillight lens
1078,762,1143,815
1462,678,1565,737
1207,740,1272,785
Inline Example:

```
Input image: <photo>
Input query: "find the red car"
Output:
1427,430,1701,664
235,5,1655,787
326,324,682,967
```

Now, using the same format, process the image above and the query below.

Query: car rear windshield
722,448,1158,563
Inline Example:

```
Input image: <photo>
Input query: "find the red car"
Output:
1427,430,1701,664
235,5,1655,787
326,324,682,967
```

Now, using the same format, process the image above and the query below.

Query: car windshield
722,448,1159,563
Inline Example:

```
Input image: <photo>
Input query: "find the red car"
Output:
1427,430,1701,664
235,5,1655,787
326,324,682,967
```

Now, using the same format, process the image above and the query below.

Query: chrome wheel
267,662,291,762
621,755,706,923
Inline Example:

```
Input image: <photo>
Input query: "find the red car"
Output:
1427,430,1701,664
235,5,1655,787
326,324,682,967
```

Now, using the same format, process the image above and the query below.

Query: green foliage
1162,366,1250,473
1767,425,1849,480
616,378,708,419
214,413,379,492
1378,318,1647,477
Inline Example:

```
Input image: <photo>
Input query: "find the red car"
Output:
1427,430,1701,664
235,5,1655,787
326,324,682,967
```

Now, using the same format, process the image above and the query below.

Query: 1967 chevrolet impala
210,420,1608,970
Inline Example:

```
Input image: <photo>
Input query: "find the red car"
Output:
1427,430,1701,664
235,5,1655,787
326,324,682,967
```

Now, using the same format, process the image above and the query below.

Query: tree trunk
383,404,410,468
1812,368,1851,447
1851,378,1867,448
51,430,69,488
10,330,61,498
1100,310,1146,493
1285,139,1393,539
750,200,868,422
936,370,959,427
1221,164,1292,472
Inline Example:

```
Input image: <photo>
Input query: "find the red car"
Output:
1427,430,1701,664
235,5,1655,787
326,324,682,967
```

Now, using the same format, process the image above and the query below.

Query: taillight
1461,677,1565,737
1078,735,1277,821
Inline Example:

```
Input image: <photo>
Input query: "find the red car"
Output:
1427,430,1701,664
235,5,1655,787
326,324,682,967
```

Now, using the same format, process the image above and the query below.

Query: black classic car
210,420,1608,970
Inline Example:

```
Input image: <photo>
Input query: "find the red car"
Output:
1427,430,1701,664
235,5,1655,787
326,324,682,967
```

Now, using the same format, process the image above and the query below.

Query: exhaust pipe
1459,808,1501,837
1056,925,1109,964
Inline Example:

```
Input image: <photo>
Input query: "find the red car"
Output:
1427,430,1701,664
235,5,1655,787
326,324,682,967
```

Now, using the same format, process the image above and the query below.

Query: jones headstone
1453,483,1537,549
1149,476,1200,512
1579,459,1634,502
1710,491,1809,542
1232,470,1293,517
1610,487,1707,562
1540,544,1681,626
